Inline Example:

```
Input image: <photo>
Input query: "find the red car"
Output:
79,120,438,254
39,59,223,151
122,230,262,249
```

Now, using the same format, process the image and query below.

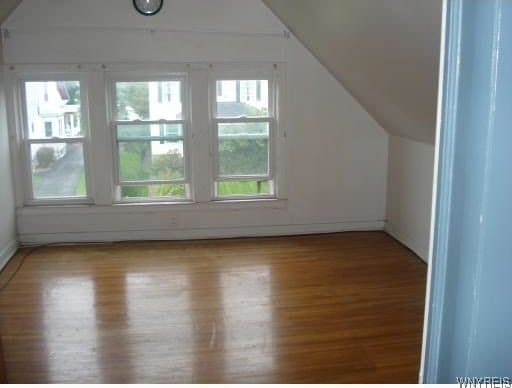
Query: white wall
3,0,388,244
0,54,18,267
386,135,434,261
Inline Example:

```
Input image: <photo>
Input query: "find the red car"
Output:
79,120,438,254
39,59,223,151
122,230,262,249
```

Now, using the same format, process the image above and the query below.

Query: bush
36,147,56,169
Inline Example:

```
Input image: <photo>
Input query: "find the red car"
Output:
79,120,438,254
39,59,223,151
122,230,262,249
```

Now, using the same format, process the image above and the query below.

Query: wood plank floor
0,232,427,383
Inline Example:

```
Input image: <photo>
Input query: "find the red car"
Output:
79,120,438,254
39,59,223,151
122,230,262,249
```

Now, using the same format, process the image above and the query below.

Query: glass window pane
25,81,82,139
115,81,182,121
117,123,183,138
30,142,87,199
216,80,269,118
121,184,187,199
118,140,184,182
218,122,269,176
217,180,272,197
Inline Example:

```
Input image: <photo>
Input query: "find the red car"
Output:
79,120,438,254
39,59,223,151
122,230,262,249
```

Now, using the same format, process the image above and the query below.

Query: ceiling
0,0,21,25
2,0,442,144
263,0,442,144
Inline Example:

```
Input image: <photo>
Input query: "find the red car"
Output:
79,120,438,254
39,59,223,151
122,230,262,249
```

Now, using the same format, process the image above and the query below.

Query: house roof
56,82,70,101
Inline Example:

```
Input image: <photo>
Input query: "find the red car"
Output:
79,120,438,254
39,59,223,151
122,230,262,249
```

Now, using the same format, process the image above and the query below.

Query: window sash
114,119,185,125
119,179,187,186
213,119,273,181
111,78,190,199
20,78,92,204
211,76,276,199
26,137,85,144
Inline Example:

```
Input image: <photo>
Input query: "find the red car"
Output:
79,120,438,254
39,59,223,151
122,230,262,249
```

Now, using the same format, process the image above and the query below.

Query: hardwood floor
0,232,427,383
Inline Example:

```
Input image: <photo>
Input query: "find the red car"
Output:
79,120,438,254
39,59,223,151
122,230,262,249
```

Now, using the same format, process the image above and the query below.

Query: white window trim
12,71,94,206
209,66,280,201
106,72,193,203
5,62,288,209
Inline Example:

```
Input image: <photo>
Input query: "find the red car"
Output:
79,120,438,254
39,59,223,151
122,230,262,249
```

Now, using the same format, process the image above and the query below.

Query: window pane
121,184,187,199
118,140,184,182
218,122,269,176
217,180,272,197
117,123,183,138
115,81,182,121
25,81,82,139
30,142,87,199
216,80,269,118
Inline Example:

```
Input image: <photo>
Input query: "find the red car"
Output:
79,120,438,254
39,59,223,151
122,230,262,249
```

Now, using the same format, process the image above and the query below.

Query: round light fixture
133,0,163,16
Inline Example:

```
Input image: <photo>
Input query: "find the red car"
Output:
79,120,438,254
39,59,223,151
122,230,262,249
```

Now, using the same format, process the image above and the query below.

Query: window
157,81,173,103
23,80,89,201
112,78,189,201
212,78,274,198
13,65,283,207
44,121,52,137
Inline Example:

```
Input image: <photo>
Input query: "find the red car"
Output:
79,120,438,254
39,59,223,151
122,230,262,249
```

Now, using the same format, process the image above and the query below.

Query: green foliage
119,143,150,181
219,138,268,176
65,82,80,105
116,83,149,119
218,180,269,196
152,151,184,180
241,103,268,117
35,147,56,169
119,142,185,198
121,186,149,198
76,172,87,196
154,184,186,197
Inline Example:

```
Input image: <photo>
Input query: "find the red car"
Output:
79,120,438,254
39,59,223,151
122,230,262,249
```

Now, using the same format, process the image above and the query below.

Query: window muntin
213,78,274,199
23,80,90,201
112,78,189,201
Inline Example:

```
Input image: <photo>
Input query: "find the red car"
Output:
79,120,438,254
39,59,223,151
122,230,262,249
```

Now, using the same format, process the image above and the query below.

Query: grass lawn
218,180,269,197
76,172,87,196
32,173,43,195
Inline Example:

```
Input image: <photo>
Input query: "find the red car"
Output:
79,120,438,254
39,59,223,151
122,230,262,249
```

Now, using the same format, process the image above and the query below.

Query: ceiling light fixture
133,0,163,16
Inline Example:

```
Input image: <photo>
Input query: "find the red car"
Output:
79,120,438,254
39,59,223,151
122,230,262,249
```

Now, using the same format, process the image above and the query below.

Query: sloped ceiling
263,0,442,144
0,0,21,25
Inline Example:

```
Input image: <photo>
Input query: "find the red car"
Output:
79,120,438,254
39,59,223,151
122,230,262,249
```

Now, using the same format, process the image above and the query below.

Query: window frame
107,73,193,203
18,73,94,205
210,70,277,200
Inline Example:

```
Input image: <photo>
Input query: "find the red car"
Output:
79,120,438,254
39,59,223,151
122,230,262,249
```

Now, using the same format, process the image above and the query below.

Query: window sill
18,198,288,216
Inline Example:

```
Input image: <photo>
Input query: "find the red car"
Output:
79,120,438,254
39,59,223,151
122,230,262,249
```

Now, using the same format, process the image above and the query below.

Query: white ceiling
263,0,442,144
0,0,21,25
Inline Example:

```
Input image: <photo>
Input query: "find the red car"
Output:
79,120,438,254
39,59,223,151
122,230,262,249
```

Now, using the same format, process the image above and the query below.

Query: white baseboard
385,221,429,262
0,240,18,271
19,220,385,245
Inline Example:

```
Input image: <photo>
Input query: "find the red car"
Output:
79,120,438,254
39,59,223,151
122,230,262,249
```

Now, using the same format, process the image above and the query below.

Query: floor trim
19,220,385,245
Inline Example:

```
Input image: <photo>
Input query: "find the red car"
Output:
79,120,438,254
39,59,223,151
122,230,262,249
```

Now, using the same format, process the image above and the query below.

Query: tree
65,82,81,105
116,83,150,120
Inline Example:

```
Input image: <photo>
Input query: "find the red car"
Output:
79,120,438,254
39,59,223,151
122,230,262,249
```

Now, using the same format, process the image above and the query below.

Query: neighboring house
148,81,183,156
146,80,268,157
216,80,268,114
26,81,81,161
